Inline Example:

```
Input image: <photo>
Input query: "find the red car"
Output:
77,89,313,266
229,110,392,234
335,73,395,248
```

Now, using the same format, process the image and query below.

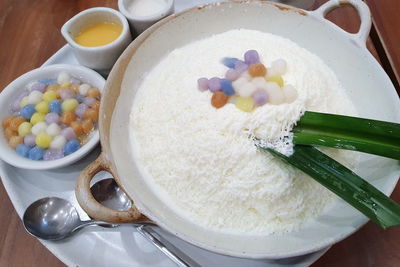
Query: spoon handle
73,220,117,232
136,225,195,267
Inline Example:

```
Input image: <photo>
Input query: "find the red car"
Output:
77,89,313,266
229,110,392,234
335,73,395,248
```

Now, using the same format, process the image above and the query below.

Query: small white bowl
61,7,132,72
0,64,105,170
118,0,174,34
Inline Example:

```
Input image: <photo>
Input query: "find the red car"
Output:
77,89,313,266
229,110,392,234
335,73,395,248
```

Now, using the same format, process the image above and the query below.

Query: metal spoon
90,179,194,266
23,178,193,267
23,196,117,240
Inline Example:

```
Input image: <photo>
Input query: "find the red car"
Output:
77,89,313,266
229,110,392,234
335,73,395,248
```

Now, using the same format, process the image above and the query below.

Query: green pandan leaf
293,111,400,160
259,145,400,229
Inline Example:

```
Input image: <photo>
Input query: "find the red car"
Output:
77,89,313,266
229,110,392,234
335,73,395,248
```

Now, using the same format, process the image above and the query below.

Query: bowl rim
0,64,104,170
117,0,174,21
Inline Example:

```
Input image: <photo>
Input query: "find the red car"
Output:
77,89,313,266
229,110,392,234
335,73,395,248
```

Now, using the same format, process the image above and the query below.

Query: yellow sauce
74,22,122,47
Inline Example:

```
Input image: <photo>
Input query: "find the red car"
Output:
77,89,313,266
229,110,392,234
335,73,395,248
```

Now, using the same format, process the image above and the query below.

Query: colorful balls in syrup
1,72,101,160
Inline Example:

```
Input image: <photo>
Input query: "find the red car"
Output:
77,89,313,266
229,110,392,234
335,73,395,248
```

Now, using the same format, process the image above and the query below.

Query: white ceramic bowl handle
311,0,372,47
75,153,146,223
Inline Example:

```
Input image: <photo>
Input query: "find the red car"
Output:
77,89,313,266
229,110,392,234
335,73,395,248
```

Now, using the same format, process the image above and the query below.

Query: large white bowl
0,64,105,170
76,0,400,260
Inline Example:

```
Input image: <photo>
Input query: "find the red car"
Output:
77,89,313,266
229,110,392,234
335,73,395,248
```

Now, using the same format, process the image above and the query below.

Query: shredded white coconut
130,29,359,234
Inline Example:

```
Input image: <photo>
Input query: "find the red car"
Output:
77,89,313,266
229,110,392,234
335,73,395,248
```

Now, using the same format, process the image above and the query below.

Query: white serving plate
0,1,331,266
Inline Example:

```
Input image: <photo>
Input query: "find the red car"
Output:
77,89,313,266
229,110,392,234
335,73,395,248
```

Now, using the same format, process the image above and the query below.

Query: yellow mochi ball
30,112,45,125
18,122,32,137
62,98,79,112
267,76,284,87
42,90,57,102
35,132,53,149
35,101,49,114
235,97,254,112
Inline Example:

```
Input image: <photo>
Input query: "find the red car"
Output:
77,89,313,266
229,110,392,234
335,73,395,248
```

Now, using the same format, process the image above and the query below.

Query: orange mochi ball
248,63,267,77
211,92,229,109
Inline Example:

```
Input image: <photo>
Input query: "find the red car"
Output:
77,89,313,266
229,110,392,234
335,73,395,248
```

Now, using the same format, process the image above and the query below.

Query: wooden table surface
0,0,399,266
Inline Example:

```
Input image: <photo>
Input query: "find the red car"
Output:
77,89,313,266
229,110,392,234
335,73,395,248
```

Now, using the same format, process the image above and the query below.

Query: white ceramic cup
61,7,132,72
118,0,175,35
